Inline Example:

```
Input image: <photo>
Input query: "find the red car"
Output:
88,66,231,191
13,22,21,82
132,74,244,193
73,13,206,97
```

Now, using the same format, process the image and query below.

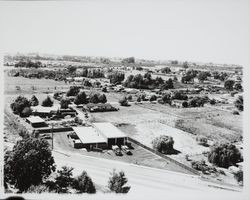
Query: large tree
10,96,30,116
54,166,74,193
152,135,174,154
208,143,242,168
107,169,130,193
66,86,80,97
74,91,88,105
60,98,71,109
4,138,56,192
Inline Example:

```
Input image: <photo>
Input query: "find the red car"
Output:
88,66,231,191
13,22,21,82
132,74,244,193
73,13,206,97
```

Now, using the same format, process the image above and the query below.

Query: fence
128,137,200,175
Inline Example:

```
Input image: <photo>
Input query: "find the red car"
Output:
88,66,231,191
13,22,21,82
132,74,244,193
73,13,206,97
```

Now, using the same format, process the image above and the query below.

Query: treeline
107,71,125,84
81,68,105,78
15,60,45,68
123,72,174,90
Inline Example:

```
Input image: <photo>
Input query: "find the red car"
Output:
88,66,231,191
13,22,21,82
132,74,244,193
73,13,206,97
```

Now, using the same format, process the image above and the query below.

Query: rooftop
93,122,127,139
26,116,45,124
73,127,106,144
31,104,61,113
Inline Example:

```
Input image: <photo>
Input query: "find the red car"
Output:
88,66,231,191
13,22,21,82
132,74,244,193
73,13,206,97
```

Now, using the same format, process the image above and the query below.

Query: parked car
121,145,132,155
112,145,123,156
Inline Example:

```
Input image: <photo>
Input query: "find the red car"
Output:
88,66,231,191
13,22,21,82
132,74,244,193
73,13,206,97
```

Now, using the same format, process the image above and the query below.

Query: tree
183,61,188,69
4,138,56,192
119,97,128,106
74,91,88,105
171,91,188,100
136,96,141,102
72,171,96,193
149,95,157,102
182,101,188,108
107,169,130,193
89,93,100,104
21,107,32,117
234,82,242,91
234,95,243,111
66,86,80,97
121,57,135,64
152,135,174,154
10,96,30,116
208,143,242,168
161,78,174,90
67,66,77,74
55,166,74,193
108,72,125,84
162,93,171,104
197,71,208,82
161,67,171,74
233,170,243,184
224,79,235,91
98,94,107,103
42,96,53,107
60,98,71,109
30,95,39,106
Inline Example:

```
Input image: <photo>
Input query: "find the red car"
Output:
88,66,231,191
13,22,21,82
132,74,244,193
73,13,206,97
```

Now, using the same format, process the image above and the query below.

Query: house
26,116,47,128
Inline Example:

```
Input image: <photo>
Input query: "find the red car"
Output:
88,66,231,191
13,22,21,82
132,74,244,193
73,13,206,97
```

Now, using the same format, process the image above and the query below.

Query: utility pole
51,124,54,150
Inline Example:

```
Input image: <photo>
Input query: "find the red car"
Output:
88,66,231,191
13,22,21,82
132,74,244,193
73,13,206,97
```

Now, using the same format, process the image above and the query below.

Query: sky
0,0,249,66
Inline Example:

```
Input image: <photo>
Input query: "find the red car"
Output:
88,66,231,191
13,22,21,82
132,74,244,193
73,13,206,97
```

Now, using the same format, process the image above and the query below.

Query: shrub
119,97,128,106
233,170,243,184
136,96,141,102
60,98,71,109
42,96,53,107
107,169,130,193
149,95,157,102
72,171,96,193
210,99,216,105
196,136,208,146
234,95,243,111
232,110,240,115
182,101,188,108
152,135,174,154
21,107,32,117
208,143,242,168
88,93,99,104
127,95,133,101
224,79,235,91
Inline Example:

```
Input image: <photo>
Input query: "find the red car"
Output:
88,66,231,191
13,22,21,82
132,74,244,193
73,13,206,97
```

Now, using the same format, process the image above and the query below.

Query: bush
233,170,243,184
127,95,132,101
136,96,141,102
149,95,157,102
72,171,96,193
210,99,216,105
234,95,243,111
107,169,130,193
182,101,188,108
196,136,208,146
42,96,53,107
30,95,39,106
60,98,71,109
224,79,235,91
119,97,128,106
152,135,174,154
208,143,242,168
88,93,99,104
232,110,239,115
21,107,32,117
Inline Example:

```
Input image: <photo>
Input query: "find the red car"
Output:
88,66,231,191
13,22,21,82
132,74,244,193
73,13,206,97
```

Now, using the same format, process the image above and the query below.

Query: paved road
52,150,241,196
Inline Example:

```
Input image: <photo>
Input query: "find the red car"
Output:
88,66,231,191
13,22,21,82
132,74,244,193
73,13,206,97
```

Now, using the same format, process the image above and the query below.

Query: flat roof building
26,116,47,128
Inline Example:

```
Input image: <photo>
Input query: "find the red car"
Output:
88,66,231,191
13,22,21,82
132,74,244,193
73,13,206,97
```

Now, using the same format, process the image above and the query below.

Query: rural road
52,150,241,196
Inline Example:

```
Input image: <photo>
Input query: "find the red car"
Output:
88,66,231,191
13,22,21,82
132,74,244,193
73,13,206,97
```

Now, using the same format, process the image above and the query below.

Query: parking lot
52,131,194,175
